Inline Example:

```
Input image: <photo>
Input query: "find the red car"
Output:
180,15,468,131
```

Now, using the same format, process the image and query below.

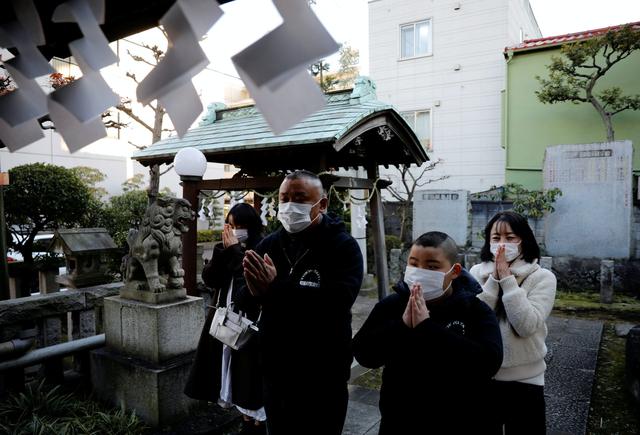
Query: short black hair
480,211,540,263
413,231,459,265
226,203,263,248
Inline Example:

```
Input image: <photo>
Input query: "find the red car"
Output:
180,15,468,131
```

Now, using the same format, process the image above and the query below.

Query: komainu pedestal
91,197,204,426
91,296,204,426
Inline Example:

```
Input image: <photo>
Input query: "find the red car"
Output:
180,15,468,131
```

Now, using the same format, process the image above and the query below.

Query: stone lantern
52,228,118,288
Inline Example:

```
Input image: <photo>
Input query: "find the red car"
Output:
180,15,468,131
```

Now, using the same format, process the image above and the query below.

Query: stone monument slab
543,141,633,259
412,189,470,246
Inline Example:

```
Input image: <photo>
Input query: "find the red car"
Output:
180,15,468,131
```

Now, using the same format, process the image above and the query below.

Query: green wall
503,47,640,190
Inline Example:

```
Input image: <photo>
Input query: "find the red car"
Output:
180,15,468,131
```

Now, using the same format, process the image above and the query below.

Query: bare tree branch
116,104,154,133
127,140,146,150
159,164,175,176
125,71,139,84
416,175,450,188
159,26,169,42
386,186,406,202
127,49,156,67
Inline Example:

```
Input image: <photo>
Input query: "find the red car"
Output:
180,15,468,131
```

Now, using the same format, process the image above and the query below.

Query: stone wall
634,206,640,258
469,200,544,249
470,201,511,248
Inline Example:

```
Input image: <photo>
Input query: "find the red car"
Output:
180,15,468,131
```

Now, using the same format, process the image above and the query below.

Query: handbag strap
211,286,222,308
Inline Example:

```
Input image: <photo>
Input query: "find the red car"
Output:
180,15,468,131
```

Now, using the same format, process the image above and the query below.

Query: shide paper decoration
232,0,339,134
0,0,54,151
136,0,223,137
0,0,339,153
47,0,119,152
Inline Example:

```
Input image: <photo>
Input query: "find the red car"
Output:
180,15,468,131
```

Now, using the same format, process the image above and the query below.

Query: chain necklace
281,245,310,276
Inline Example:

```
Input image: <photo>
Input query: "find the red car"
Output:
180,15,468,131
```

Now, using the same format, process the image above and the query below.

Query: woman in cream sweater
470,211,556,435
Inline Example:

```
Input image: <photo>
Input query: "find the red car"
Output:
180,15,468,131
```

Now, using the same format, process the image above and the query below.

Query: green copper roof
133,79,428,171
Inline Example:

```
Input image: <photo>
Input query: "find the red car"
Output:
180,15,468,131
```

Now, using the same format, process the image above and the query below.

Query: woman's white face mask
277,200,321,233
403,265,454,301
490,242,521,262
232,229,249,243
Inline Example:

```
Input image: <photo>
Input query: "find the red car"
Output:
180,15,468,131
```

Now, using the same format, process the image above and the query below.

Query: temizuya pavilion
132,78,428,299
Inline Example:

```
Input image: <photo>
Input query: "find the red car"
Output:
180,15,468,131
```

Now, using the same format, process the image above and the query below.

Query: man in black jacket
353,231,503,435
239,170,363,435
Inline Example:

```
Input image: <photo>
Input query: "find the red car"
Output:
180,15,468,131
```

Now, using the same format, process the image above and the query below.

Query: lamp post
173,147,207,296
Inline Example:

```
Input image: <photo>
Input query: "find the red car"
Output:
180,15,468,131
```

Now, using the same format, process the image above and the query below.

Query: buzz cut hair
284,170,326,197
413,231,459,265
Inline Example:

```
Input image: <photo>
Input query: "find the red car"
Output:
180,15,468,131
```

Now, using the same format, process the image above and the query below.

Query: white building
369,0,541,193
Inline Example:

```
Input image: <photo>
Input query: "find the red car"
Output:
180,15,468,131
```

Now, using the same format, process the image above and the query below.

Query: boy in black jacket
353,231,503,435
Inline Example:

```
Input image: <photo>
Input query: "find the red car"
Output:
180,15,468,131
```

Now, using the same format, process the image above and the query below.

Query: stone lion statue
122,196,195,293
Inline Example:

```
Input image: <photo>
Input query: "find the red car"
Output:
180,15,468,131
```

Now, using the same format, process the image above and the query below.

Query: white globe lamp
174,147,207,181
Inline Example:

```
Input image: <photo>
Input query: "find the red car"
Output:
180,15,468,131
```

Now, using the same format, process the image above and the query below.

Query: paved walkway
343,293,604,435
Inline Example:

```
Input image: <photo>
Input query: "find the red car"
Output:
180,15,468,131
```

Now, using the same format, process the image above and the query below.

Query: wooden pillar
366,164,389,301
0,182,10,301
253,194,263,214
181,179,200,296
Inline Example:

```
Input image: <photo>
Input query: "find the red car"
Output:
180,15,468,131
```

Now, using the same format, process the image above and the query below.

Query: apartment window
400,19,432,59
401,110,432,151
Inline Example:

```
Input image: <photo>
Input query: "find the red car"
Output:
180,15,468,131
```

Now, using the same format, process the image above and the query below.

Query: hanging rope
326,177,384,205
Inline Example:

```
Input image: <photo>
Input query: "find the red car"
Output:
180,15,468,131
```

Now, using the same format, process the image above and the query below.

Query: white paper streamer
0,0,54,151
136,0,223,137
231,0,339,135
47,0,119,152
260,197,269,226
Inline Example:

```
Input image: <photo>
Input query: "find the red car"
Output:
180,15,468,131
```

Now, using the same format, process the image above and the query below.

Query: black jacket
352,276,503,435
237,213,363,387
184,242,263,410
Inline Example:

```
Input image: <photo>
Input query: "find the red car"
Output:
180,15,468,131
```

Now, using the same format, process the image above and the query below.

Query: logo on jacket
299,269,321,288
445,320,466,335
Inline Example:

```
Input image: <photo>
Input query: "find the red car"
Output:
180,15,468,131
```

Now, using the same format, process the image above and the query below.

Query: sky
528,0,640,36
200,0,640,81
61,0,640,159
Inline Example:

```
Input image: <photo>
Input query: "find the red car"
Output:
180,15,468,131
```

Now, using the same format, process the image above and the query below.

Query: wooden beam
328,176,392,190
196,177,282,192
195,176,391,192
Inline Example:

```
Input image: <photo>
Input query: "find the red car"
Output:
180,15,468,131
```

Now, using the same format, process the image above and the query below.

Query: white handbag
209,304,259,350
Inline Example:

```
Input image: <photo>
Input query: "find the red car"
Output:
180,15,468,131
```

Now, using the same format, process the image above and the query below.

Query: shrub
385,235,403,250
0,380,147,434
197,229,222,243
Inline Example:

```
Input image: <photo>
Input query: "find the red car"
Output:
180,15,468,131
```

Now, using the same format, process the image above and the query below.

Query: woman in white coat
470,211,556,434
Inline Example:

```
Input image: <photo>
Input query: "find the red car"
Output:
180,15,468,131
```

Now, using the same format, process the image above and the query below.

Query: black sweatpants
488,379,546,435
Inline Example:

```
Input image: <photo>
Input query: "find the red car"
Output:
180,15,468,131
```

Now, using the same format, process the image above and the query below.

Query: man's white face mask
277,200,321,234
403,265,454,301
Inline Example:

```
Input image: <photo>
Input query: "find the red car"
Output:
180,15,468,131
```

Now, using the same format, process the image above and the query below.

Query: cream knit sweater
470,259,557,383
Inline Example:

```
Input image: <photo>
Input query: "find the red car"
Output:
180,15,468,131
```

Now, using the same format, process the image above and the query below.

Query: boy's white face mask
490,242,521,262
232,229,249,243
277,200,321,233
403,265,454,301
